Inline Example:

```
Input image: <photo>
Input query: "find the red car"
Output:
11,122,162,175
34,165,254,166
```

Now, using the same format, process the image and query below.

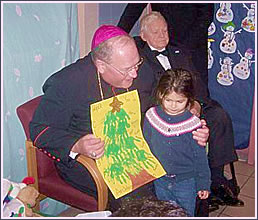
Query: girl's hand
198,190,209,199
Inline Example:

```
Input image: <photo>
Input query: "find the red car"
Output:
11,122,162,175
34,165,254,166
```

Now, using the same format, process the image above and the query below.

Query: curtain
99,4,127,26
208,3,255,149
3,2,79,215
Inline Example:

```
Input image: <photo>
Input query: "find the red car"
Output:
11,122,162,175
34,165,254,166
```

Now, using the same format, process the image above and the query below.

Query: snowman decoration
208,22,216,36
241,3,255,32
217,57,234,86
208,39,215,69
220,21,242,54
233,48,255,80
216,3,234,23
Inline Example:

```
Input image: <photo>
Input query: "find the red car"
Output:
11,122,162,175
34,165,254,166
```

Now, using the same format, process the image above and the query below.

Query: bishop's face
141,18,169,50
98,37,141,89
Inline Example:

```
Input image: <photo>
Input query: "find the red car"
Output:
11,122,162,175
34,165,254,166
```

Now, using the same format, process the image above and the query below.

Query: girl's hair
156,68,195,107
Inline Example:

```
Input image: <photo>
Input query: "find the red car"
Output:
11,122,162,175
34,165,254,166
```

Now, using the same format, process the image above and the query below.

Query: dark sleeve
176,45,210,102
193,144,211,192
143,116,152,151
29,71,91,167
117,3,147,33
131,60,156,117
191,4,214,45
181,3,215,48
207,4,215,27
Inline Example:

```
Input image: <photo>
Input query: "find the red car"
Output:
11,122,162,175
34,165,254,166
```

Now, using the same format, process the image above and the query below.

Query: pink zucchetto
91,25,128,50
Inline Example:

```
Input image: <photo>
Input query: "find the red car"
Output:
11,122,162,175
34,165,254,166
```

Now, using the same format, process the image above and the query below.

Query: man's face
100,39,141,89
141,18,169,50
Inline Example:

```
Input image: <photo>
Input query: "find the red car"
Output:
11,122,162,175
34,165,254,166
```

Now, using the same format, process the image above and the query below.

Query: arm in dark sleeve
117,3,147,33
192,4,214,41
182,3,214,48
30,122,81,166
177,45,210,101
131,60,156,119
29,74,91,167
143,116,152,150
193,144,211,192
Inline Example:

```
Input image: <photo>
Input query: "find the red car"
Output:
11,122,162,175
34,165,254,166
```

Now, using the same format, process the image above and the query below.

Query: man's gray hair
91,34,134,63
140,11,167,34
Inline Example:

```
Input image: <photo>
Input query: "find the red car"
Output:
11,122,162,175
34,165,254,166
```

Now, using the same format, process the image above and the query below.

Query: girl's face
161,91,188,116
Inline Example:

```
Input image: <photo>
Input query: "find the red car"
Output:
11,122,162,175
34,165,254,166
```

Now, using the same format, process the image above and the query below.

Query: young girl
143,69,211,216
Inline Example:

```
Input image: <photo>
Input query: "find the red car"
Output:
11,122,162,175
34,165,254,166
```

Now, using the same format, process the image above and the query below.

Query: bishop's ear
95,59,106,74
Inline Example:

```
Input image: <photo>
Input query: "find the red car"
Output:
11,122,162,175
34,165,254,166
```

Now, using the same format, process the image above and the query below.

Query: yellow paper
90,90,166,199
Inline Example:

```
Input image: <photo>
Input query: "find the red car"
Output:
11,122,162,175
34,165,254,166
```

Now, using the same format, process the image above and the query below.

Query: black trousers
202,99,238,169
195,197,209,217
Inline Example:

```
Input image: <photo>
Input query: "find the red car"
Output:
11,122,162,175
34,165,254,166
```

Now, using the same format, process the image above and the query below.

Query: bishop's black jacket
29,53,155,167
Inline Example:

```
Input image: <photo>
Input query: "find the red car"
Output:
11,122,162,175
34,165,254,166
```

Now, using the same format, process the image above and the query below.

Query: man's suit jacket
138,43,210,104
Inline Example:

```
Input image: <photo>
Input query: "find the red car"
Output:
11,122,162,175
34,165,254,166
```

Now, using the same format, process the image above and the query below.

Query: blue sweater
143,106,211,192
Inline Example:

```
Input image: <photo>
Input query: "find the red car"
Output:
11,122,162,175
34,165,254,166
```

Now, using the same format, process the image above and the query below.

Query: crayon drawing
90,90,166,199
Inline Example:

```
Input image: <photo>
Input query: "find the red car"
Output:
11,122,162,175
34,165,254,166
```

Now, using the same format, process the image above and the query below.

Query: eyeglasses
104,57,144,77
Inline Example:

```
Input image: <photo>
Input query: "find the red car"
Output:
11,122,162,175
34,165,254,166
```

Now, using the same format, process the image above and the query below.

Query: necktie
152,49,169,57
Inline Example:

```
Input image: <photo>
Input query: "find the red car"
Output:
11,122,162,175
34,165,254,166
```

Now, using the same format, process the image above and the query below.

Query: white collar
149,45,166,52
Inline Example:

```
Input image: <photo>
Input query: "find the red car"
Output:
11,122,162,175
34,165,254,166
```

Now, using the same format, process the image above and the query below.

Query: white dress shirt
149,45,171,70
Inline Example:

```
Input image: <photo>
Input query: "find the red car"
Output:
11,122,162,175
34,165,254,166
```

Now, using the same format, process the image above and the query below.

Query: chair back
17,96,42,140
16,96,56,179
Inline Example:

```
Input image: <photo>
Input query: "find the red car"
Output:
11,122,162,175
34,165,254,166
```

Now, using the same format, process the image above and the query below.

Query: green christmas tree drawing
103,96,155,184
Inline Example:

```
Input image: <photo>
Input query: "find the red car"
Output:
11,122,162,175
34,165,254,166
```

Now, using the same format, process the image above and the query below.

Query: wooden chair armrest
76,155,108,211
25,140,39,191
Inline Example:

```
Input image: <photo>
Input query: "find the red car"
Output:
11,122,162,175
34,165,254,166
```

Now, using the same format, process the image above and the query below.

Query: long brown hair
156,68,195,107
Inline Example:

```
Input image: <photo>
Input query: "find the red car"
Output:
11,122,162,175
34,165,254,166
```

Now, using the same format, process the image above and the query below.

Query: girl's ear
157,92,163,104
95,59,106,74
